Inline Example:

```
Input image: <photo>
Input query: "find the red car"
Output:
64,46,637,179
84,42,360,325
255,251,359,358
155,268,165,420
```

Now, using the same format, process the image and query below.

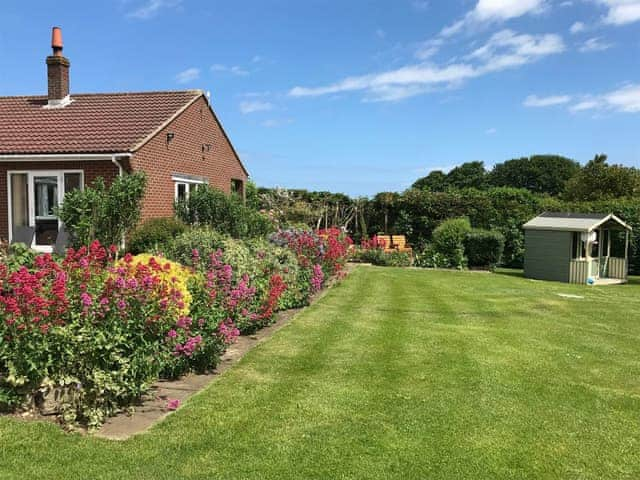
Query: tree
489,155,580,196
57,173,147,248
412,170,448,191
446,161,488,190
564,154,640,201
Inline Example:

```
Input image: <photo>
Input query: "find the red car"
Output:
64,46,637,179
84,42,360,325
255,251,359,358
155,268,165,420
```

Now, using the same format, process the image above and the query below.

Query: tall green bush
128,217,187,254
464,230,505,268
175,185,273,239
432,217,472,268
57,173,146,248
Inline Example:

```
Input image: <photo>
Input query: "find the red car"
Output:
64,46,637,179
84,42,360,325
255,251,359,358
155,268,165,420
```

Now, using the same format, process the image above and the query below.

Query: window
8,170,83,251
571,232,587,260
172,175,207,201
231,179,244,197
176,182,188,202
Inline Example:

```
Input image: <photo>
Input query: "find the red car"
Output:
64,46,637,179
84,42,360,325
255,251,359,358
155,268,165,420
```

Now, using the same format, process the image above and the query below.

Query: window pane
64,172,82,193
176,183,187,201
33,176,59,246
231,179,243,196
35,176,58,218
10,173,28,236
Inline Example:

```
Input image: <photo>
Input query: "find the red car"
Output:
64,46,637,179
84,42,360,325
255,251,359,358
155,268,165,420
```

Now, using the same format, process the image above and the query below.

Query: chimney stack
46,27,71,107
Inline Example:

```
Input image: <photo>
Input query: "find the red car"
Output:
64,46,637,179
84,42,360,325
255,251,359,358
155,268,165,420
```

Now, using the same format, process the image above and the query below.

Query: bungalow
0,27,248,251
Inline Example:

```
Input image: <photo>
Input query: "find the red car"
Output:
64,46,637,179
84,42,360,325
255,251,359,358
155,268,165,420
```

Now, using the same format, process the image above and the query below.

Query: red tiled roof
0,90,202,154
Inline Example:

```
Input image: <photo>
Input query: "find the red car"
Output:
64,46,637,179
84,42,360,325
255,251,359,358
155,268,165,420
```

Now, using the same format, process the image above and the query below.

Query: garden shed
523,212,631,285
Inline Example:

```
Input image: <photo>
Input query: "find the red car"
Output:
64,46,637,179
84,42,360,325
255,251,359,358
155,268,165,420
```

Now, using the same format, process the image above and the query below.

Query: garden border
95,265,353,440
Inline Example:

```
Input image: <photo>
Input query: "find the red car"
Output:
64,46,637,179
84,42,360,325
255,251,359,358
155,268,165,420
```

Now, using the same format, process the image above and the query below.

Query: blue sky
1,0,639,196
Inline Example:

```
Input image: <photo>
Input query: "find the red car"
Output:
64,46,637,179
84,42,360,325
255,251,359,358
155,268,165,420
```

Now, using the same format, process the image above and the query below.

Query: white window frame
7,169,84,252
172,175,207,202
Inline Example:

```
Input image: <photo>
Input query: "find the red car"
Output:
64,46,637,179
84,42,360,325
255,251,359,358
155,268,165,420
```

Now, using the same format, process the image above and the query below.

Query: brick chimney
46,27,71,107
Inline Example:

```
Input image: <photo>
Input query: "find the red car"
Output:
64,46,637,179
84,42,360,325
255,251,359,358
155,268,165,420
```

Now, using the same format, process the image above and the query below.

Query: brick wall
131,95,248,221
0,160,118,240
46,56,70,101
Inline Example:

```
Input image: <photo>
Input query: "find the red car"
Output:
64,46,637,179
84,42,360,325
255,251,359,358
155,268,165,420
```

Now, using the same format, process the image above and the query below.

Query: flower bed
0,229,351,429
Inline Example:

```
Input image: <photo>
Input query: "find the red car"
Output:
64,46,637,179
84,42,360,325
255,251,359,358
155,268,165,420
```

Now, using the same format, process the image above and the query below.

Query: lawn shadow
493,268,525,280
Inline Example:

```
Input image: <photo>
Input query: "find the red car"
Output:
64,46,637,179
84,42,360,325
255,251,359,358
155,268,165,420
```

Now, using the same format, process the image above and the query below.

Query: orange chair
392,235,413,255
377,235,395,253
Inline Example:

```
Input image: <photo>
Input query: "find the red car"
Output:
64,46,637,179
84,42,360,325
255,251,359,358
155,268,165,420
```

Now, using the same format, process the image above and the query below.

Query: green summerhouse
523,212,632,285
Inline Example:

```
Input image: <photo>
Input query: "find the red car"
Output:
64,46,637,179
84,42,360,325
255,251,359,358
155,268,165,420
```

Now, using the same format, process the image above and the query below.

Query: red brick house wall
131,96,248,221
0,160,118,240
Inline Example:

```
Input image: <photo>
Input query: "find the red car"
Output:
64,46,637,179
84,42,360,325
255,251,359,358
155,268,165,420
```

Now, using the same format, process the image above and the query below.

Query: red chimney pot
51,27,63,56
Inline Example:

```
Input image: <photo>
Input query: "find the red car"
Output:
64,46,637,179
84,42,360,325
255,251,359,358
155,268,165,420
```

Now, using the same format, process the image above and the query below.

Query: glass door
33,175,59,246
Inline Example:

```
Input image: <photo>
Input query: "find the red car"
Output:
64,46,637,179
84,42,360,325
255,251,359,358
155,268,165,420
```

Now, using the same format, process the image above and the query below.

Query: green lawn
1,267,640,479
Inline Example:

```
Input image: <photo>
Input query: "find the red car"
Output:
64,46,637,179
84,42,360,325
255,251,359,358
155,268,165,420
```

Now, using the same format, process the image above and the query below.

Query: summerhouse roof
523,212,632,232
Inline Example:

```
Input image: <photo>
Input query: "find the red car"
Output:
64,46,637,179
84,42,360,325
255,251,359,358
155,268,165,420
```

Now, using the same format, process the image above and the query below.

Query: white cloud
468,30,565,73
485,127,497,134
570,21,586,33
211,64,250,76
290,30,564,102
441,0,547,37
473,0,547,21
127,0,181,19
415,38,444,59
240,100,274,114
524,94,572,107
597,0,640,25
579,36,613,52
570,84,640,113
175,67,200,84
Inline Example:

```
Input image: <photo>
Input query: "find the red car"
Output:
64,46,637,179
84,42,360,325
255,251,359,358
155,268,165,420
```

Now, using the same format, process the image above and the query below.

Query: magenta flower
80,292,93,307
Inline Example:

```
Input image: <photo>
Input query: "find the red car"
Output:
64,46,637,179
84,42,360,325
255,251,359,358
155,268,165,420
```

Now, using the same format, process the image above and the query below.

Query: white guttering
0,153,131,162
111,154,125,176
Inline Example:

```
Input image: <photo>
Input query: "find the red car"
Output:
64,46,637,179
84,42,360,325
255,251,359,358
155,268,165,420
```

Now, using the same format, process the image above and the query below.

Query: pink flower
167,329,178,339
167,399,180,411
80,292,93,307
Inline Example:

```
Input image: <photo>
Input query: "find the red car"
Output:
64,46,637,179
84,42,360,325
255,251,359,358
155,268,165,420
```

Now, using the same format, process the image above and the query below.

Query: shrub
175,185,273,239
432,217,471,268
464,230,505,269
128,218,186,254
57,173,147,249
414,244,452,269
165,228,227,267
357,248,412,267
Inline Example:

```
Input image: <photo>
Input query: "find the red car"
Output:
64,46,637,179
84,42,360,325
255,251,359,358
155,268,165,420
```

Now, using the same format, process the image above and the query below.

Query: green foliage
412,170,448,191
5,243,37,271
128,217,187,254
464,230,505,269
489,155,580,195
56,173,146,248
432,217,472,257
564,155,640,201
446,161,488,190
175,185,273,239
357,249,412,267
414,244,452,269
165,228,227,266
412,162,488,191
